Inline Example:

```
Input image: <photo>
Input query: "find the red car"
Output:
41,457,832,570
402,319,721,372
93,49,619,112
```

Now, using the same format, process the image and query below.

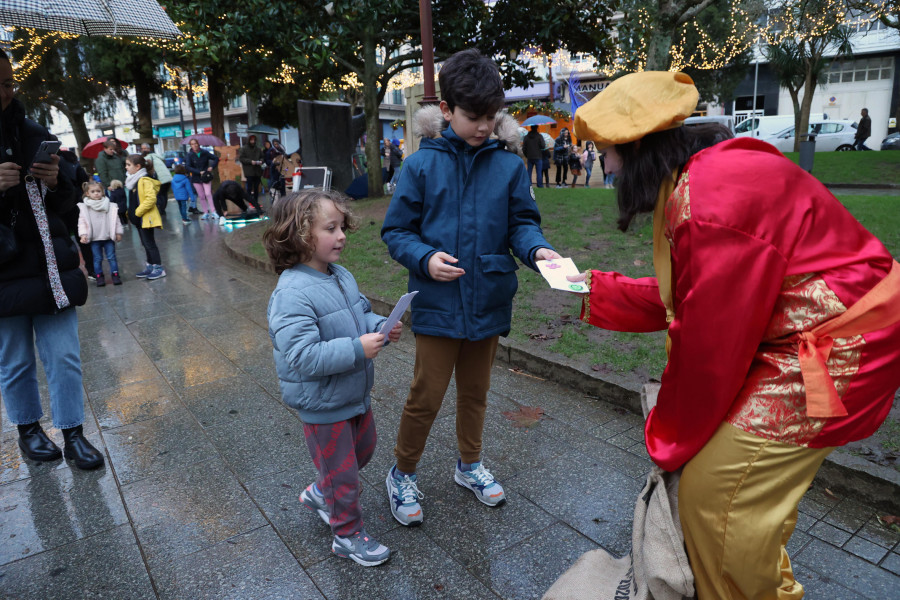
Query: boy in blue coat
381,49,559,526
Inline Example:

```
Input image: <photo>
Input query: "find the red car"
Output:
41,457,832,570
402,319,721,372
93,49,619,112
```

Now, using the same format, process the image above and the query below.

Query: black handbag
200,170,213,183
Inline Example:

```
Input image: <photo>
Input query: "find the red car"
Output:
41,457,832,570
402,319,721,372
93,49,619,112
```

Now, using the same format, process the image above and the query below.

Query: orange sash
799,260,900,418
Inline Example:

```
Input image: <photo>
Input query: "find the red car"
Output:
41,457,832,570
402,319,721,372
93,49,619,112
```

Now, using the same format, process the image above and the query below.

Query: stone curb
825,183,900,190
223,228,900,514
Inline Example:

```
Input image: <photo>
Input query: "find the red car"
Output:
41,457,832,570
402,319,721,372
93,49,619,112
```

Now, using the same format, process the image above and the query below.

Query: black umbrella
0,0,181,39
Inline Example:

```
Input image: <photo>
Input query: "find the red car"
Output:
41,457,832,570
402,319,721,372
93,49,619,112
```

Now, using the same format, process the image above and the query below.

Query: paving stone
80,349,160,394
795,510,817,533
102,410,219,485
0,524,155,599
178,375,283,429
824,498,875,534
77,318,144,364
305,526,500,600
122,458,267,569
881,552,900,576
786,529,813,556
795,539,900,599
793,564,869,600
468,521,600,600
88,372,181,430
0,464,127,565
844,535,891,564
857,516,900,550
507,457,642,554
155,348,238,390
204,410,304,482
152,526,324,600
127,313,214,361
808,521,854,546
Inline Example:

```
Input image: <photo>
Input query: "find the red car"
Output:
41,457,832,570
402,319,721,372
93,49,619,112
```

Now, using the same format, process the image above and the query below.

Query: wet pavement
2,210,900,599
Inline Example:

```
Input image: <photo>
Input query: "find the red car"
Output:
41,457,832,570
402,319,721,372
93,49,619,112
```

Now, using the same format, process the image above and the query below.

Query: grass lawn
782,149,900,184
248,186,900,378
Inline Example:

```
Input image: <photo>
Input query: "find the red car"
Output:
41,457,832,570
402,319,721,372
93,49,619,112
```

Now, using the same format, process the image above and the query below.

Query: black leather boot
62,425,104,470
17,422,62,461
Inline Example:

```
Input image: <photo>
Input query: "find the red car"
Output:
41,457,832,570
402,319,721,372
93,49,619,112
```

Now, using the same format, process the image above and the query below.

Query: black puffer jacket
0,98,84,317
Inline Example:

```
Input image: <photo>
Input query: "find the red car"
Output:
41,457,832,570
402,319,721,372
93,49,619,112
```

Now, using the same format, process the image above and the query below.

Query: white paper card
378,291,418,343
536,258,588,293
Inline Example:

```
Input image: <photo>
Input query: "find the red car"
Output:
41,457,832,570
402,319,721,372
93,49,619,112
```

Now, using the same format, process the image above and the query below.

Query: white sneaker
386,466,424,526
454,460,506,506
218,215,227,226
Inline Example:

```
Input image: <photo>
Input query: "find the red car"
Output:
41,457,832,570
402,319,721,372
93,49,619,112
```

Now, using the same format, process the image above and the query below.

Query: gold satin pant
679,423,833,600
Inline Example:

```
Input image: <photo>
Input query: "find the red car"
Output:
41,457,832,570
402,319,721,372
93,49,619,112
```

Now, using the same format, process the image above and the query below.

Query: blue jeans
605,173,615,186
854,138,871,151
91,239,118,276
584,164,593,187
0,309,84,429
527,158,543,187
177,199,188,220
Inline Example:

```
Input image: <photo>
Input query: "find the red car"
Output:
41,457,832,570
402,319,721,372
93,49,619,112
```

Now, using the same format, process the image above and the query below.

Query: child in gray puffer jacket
265,189,402,568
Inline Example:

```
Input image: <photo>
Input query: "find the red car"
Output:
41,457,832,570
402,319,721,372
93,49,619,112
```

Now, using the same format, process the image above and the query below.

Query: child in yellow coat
125,154,165,280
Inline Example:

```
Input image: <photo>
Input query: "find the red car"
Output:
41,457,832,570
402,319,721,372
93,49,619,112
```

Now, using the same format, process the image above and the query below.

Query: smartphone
32,140,61,165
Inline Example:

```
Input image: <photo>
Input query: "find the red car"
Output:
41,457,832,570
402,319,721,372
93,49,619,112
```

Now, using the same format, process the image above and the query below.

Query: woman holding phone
0,49,103,469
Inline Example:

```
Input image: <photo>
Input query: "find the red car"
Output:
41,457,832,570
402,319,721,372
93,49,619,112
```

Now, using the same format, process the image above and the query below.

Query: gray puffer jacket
267,263,387,424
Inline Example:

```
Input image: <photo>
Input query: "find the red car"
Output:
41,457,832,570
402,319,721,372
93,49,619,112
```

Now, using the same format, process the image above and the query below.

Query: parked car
763,119,858,152
734,113,827,140
881,132,900,151
163,150,186,169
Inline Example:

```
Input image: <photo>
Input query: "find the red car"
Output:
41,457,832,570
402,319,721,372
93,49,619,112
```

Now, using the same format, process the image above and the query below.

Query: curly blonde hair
262,189,359,274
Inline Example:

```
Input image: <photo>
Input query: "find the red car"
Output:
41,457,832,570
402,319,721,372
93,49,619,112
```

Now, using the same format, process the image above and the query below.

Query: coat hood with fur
412,105,523,155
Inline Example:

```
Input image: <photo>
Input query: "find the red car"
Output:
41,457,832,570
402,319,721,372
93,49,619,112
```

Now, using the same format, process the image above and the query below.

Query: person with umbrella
185,138,219,220
0,48,103,469
94,139,126,190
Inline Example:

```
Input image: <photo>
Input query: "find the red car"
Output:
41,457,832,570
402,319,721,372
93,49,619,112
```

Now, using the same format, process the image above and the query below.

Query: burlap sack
542,383,694,600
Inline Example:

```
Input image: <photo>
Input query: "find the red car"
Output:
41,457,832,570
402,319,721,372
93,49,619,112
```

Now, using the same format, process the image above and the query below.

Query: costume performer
572,71,900,600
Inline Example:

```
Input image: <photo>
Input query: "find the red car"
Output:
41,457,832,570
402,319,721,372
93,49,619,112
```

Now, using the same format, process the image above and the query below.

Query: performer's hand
388,322,402,343
360,333,385,358
566,271,590,295
115,234,122,242
80,235,88,244
534,248,561,261
428,252,465,281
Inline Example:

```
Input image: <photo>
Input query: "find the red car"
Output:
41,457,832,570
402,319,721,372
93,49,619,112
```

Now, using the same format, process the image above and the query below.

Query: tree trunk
796,70,817,152
187,73,199,133
132,74,154,143
207,72,226,141
788,88,802,151
64,109,92,155
362,33,384,198
645,29,673,70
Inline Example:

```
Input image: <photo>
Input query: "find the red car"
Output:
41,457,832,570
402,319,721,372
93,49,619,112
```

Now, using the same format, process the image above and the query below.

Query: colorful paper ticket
536,258,588,293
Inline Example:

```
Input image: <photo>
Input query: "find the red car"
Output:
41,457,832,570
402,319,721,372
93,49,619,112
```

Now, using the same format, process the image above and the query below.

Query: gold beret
574,71,699,147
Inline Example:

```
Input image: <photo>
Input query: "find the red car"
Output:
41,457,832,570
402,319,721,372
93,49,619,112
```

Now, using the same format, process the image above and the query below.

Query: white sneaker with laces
386,466,424,526
331,528,390,567
454,460,506,506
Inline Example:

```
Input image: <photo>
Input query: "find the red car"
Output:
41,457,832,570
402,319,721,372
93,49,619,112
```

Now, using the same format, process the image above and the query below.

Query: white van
734,114,826,139
684,115,735,134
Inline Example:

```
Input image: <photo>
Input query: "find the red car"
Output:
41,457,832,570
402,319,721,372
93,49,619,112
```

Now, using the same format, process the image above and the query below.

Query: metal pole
419,0,438,105
548,54,554,102
751,38,759,135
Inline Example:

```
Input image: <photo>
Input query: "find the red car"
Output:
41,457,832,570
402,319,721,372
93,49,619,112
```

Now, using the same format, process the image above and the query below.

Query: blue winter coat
381,107,553,340
171,173,196,202
267,263,387,424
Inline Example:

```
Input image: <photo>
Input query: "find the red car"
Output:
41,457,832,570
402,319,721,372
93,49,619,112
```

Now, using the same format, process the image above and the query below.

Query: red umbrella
82,136,128,160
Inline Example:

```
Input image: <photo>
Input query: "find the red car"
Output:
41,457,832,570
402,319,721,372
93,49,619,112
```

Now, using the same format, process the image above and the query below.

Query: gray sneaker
454,460,506,506
331,528,390,567
299,483,329,525
386,465,424,526
146,265,166,280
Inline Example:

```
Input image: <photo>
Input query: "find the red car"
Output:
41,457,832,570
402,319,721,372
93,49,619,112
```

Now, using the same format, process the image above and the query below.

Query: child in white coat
78,181,123,286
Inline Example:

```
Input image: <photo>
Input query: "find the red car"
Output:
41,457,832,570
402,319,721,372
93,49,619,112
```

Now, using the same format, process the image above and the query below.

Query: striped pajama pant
302,408,376,537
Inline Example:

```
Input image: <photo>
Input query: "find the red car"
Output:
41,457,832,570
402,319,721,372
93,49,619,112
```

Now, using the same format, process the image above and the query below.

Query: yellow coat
134,176,163,228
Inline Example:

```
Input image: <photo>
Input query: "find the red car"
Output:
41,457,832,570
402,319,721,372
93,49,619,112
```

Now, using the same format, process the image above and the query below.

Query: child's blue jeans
177,199,188,220
90,239,118,275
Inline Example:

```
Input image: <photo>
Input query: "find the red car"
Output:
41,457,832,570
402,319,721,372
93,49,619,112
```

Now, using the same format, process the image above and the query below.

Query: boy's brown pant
393,334,499,473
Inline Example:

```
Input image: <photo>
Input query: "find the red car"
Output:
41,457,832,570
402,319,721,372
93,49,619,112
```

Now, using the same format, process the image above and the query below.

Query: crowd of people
522,123,615,189
4,40,900,597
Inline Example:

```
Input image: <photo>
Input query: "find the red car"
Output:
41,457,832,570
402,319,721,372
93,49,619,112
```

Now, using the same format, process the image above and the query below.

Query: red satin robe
582,138,900,471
